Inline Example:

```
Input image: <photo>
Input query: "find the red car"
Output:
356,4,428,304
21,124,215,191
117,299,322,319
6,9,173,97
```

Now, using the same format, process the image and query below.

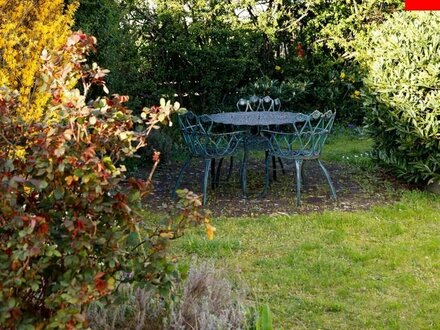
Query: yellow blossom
351,90,361,99
205,223,216,240
13,146,26,159
107,277,115,291
340,72,346,80
0,0,77,123
159,231,175,239
275,65,281,71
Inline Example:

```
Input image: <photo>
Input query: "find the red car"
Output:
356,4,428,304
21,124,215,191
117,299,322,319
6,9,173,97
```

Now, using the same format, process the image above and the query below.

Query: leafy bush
0,33,209,328
0,0,77,122
358,12,440,184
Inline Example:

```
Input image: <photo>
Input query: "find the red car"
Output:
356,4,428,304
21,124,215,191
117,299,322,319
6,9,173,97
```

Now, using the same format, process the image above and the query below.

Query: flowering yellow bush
0,0,77,122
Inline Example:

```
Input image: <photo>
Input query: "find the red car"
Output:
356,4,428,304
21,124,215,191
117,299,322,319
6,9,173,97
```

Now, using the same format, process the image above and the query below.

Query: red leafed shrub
0,33,208,328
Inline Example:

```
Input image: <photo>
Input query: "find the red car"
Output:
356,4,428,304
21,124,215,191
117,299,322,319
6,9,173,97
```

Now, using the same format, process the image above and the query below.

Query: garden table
207,111,301,127
206,111,301,197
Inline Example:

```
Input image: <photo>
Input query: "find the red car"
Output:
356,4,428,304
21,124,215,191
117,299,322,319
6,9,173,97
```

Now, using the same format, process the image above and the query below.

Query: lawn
173,191,440,329
165,133,440,329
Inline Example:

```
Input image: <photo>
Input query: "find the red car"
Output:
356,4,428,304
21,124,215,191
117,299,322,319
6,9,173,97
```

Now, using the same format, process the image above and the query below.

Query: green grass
171,191,440,329
323,134,373,166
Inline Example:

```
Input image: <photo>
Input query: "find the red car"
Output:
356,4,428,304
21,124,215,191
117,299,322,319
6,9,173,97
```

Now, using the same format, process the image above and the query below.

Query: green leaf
256,304,273,330
54,187,64,200
74,169,84,177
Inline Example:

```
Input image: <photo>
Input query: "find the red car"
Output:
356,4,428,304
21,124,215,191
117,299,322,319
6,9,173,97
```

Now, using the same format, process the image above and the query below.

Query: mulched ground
134,155,414,218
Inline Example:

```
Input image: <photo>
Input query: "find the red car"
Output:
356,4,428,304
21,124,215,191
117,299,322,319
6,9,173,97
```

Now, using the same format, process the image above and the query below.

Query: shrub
358,12,440,184
0,0,77,122
169,260,246,330
0,33,210,328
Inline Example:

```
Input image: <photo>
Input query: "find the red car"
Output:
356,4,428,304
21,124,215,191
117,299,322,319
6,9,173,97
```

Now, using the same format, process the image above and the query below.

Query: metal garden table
206,111,300,197
207,111,300,127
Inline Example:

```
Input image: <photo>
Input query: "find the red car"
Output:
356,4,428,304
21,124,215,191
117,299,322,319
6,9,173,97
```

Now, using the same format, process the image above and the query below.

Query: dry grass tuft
87,260,247,329
87,284,166,330
170,260,246,330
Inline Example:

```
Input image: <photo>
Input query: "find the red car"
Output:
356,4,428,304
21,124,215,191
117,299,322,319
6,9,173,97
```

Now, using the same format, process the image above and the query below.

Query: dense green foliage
73,0,147,107
276,0,403,123
359,12,440,184
126,0,261,110
6,1,438,328
0,33,207,328
71,0,403,124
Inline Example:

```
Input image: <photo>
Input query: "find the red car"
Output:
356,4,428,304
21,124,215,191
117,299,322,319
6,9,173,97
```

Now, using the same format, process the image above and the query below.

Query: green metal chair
261,110,337,206
173,111,244,205
231,96,285,183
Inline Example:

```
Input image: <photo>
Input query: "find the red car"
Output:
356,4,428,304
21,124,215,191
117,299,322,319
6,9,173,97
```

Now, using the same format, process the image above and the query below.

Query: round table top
207,111,301,126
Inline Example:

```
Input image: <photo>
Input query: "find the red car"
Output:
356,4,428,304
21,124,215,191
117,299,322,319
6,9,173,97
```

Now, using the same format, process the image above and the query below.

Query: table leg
240,137,248,198
272,155,277,181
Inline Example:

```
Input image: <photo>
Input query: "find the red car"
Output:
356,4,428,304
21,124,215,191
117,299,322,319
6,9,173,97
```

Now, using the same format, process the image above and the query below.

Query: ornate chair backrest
236,96,281,112
248,95,262,111
261,96,275,111
178,112,242,158
178,111,211,155
263,110,336,159
236,98,250,112
274,98,282,111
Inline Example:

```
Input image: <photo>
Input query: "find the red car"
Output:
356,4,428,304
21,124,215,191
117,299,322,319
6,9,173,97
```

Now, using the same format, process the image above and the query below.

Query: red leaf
94,278,106,295
37,222,49,236
75,219,85,231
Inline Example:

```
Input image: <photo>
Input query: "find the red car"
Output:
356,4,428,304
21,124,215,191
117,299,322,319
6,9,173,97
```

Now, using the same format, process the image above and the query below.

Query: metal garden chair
235,95,285,181
173,111,244,205
236,95,282,113
261,110,337,206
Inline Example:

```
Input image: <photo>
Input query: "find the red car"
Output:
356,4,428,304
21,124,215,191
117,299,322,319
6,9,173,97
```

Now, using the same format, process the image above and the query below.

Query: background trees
73,0,402,122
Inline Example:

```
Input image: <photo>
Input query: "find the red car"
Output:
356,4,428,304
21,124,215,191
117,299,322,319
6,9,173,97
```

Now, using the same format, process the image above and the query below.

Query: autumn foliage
0,33,208,328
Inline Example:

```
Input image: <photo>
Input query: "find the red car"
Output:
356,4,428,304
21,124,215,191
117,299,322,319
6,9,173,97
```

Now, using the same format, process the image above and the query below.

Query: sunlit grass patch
172,191,440,328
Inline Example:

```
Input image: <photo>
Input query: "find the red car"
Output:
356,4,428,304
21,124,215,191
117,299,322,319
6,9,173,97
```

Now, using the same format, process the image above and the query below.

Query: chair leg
210,158,216,189
272,155,277,181
240,144,248,198
261,152,271,197
173,157,192,199
301,160,306,183
225,156,234,181
295,159,304,207
215,157,224,188
203,158,212,206
278,157,286,175
317,159,337,200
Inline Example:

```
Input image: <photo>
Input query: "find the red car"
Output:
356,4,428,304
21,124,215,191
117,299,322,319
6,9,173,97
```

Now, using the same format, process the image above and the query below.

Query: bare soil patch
133,156,414,217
